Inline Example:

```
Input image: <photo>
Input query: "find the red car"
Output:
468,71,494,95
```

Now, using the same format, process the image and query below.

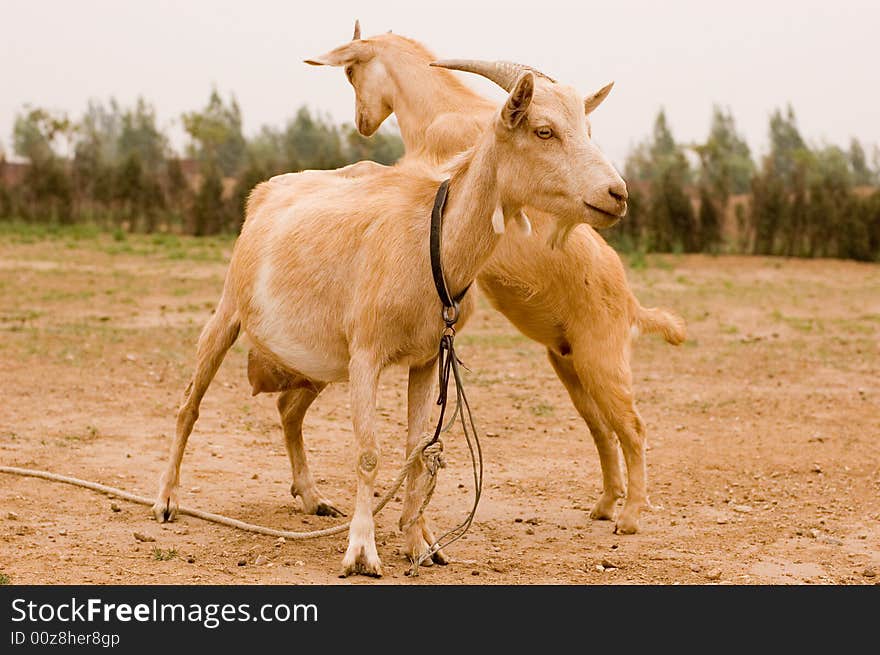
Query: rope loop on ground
0,432,439,541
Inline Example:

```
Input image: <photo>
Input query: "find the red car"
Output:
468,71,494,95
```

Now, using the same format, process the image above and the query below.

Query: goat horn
352,19,361,40
429,59,554,91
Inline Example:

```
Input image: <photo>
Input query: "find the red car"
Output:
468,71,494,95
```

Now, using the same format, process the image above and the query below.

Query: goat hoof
405,539,449,567
418,517,447,564
315,502,345,518
613,517,640,535
341,549,383,578
413,555,434,568
589,496,618,521
293,486,345,517
151,496,178,523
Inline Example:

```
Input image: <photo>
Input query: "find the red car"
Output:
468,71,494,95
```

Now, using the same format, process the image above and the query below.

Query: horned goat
153,68,626,576
303,24,688,535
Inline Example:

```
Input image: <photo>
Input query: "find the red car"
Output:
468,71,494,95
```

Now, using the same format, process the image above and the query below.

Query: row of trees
2,92,880,261
0,91,403,234
616,106,880,261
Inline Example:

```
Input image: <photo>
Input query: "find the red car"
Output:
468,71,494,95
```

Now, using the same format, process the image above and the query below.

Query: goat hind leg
152,293,240,523
574,354,648,535
548,349,624,520
277,383,343,517
607,405,648,534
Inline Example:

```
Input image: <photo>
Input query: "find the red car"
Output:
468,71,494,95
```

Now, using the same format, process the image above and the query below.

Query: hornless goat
153,68,626,576
302,24,687,535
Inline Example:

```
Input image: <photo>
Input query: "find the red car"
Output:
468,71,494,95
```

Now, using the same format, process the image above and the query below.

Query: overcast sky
2,0,878,166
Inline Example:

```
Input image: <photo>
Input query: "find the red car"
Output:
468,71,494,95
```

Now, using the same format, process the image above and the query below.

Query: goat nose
608,181,628,203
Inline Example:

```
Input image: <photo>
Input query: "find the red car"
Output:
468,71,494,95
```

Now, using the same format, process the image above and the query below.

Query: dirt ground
1,229,878,585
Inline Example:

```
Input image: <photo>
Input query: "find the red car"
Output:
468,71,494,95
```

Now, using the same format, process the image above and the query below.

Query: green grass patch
0,572,10,585
0,221,234,262
828,317,877,335
647,254,676,270
622,250,680,271
770,310,818,332
0,309,43,322
626,249,647,270
151,547,178,561
0,220,102,243
62,425,100,442
151,233,181,248
531,403,555,417
39,289,96,302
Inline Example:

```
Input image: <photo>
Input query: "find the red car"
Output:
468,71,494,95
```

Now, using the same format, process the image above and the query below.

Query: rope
0,332,485,564
407,327,484,576
2,179,488,562
0,431,437,541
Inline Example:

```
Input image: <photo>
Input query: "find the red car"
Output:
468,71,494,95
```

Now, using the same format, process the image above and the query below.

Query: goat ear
501,72,535,129
304,41,371,67
584,81,614,115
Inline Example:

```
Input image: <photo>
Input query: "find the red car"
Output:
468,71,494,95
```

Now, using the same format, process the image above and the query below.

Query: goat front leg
153,292,240,522
341,353,383,577
400,359,449,566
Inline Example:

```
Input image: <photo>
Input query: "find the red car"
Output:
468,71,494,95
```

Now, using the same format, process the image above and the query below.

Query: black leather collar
430,179,470,326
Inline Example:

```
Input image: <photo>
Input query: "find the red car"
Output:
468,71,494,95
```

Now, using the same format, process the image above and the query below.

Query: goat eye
535,127,553,140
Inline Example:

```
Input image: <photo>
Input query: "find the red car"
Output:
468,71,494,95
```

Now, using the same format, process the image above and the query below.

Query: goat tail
633,305,687,345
